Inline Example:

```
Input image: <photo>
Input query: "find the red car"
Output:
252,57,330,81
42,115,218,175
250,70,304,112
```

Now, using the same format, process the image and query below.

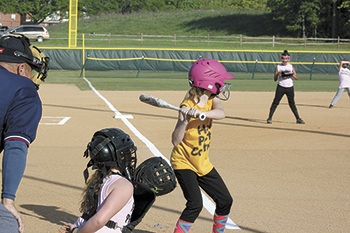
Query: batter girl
267,50,305,124
170,58,234,233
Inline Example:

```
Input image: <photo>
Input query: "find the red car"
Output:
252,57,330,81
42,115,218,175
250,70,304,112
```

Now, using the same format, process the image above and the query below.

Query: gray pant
331,87,350,106
0,203,19,233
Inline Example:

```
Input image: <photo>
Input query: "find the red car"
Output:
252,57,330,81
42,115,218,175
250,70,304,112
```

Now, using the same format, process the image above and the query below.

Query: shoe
267,118,272,124
329,104,333,108
296,118,305,124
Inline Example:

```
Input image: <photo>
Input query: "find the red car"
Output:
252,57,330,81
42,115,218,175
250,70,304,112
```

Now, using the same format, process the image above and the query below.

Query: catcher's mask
133,156,176,196
0,34,49,89
83,128,137,182
188,58,234,100
280,50,290,65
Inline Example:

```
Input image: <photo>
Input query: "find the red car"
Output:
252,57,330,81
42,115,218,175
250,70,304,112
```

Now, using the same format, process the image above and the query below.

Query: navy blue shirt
0,65,42,199
0,65,42,150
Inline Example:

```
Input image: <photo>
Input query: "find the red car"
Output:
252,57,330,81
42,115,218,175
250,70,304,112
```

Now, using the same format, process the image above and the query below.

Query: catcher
267,50,305,124
59,128,176,233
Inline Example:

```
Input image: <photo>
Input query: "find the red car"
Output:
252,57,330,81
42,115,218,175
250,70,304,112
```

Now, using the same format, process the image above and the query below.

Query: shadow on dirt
20,204,155,232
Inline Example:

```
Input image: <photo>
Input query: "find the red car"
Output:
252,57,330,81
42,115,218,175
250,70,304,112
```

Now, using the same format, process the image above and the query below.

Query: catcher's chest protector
122,182,156,233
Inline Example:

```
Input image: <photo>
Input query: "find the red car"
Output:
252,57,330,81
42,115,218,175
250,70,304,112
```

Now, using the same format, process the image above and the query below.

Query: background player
329,60,350,108
267,50,305,124
0,35,49,233
170,58,234,233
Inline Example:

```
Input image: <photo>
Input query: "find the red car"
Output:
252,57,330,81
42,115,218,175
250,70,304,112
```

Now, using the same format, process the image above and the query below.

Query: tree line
267,0,350,38
1,0,349,38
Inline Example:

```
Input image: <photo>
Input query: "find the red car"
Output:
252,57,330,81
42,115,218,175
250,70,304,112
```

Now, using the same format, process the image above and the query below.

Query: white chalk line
83,77,240,229
40,116,71,125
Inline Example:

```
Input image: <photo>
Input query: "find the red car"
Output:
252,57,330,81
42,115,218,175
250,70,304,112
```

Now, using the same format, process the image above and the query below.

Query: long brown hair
79,169,113,213
183,86,206,103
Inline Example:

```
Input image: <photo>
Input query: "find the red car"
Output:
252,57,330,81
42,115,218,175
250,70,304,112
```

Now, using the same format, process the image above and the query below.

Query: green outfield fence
39,46,350,79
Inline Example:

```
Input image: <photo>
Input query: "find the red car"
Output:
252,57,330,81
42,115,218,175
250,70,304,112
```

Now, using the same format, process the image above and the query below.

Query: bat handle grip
197,113,206,121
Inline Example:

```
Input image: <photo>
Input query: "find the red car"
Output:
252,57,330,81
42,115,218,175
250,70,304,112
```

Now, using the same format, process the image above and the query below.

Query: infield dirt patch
3,84,349,233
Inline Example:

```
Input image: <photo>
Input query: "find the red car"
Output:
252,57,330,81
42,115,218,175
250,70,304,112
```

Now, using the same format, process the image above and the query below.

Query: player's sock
174,219,192,233
212,213,229,233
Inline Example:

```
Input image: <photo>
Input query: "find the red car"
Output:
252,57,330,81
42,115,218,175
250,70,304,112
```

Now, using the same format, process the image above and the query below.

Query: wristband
70,227,78,233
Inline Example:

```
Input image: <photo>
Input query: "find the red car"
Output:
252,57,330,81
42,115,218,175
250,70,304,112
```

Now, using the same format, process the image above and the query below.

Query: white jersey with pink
338,67,350,88
74,174,134,233
277,64,294,88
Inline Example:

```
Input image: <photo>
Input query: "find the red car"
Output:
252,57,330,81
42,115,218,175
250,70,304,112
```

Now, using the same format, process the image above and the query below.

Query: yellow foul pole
68,0,78,48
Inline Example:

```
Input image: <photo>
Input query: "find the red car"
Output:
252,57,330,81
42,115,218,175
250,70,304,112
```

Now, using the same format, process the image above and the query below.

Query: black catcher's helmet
83,128,137,182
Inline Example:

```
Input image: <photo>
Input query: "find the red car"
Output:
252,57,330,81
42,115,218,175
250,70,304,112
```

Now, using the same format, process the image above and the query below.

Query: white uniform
277,64,294,88
330,67,350,106
338,67,350,88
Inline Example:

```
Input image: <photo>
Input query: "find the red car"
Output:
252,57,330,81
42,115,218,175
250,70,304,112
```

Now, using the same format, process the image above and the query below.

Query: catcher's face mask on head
0,35,49,89
29,45,50,89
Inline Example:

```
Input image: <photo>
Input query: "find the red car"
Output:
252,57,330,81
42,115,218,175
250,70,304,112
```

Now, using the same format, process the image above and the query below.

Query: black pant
269,85,300,119
175,168,233,223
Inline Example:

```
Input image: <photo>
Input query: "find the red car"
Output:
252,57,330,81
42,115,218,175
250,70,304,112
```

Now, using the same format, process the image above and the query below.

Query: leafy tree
132,0,176,11
0,0,68,24
338,0,350,37
79,0,121,15
267,0,323,37
267,0,350,38
226,0,268,11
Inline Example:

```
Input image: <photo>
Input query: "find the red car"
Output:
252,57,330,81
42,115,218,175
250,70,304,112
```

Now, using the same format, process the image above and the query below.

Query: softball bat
139,93,206,121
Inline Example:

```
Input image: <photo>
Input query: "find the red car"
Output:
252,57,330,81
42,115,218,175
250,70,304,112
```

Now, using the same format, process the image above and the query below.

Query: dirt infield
3,83,349,233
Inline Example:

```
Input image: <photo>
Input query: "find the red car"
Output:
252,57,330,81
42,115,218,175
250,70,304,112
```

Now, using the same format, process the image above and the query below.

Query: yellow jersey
170,97,214,176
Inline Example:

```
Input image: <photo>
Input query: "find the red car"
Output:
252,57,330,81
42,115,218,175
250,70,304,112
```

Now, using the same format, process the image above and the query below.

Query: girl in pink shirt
59,128,137,233
267,50,305,124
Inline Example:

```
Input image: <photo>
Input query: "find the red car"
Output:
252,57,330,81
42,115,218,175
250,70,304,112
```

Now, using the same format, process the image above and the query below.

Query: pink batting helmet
188,58,234,94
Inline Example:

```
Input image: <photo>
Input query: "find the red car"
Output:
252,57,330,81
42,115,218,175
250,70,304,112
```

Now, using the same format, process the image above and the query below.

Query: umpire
0,35,49,233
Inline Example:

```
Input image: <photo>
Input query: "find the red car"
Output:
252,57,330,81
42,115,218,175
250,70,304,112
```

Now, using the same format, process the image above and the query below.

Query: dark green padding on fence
41,48,350,74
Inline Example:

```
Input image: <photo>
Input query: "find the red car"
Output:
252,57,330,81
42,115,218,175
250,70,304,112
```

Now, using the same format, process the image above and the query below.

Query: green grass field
36,11,350,51
40,10,343,92
45,70,339,92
